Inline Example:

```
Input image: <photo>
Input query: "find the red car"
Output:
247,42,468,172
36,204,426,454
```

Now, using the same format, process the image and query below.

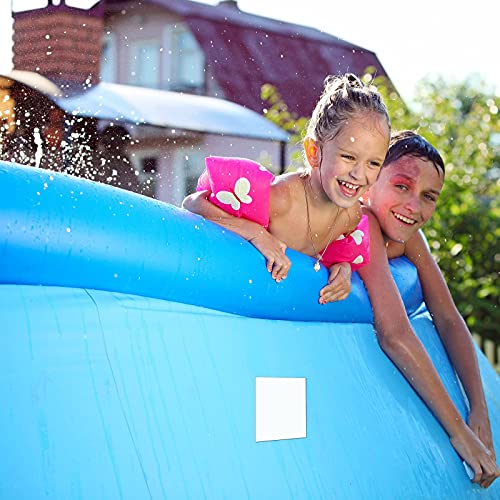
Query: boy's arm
405,231,494,458
182,190,290,281
358,211,498,487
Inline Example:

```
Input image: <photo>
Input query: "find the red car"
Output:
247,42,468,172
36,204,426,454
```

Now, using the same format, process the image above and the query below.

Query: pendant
314,261,321,272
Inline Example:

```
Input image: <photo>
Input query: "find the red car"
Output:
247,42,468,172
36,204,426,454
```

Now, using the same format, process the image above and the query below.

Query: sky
1,0,499,102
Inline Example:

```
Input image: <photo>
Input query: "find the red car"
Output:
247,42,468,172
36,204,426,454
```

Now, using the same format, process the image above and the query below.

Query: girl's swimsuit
197,156,370,271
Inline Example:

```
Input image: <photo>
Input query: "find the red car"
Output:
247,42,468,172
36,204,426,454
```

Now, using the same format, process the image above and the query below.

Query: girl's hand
450,424,500,488
249,230,291,282
469,407,496,461
318,262,351,304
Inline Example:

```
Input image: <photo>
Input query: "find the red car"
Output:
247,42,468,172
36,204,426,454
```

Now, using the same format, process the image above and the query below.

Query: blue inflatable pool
1,161,499,498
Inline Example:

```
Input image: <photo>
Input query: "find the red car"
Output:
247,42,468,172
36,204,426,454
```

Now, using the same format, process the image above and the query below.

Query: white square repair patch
256,377,307,442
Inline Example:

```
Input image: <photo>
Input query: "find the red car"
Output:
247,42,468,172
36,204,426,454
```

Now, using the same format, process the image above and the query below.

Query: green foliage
375,74,500,344
262,75,500,343
261,84,308,171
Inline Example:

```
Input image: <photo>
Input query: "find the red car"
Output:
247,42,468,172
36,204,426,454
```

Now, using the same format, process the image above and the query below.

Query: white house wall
104,3,288,204
129,131,285,206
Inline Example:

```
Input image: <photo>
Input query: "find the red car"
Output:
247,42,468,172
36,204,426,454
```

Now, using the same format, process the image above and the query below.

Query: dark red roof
106,0,391,117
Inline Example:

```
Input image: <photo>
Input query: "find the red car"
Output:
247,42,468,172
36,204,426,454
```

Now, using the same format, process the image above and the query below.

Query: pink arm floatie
319,215,370,272
197,157,369,271
196,156,275,228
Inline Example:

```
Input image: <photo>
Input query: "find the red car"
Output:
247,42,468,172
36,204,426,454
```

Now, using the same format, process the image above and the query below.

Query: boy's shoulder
360,205,380,228
361,205,408,259
343,202,363,233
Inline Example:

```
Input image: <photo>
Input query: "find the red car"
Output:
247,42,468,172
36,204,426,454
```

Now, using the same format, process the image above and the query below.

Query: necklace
302,177,340,271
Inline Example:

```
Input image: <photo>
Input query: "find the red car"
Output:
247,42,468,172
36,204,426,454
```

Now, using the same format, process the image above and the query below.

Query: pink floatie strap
320,215,370,271
196,156,275,228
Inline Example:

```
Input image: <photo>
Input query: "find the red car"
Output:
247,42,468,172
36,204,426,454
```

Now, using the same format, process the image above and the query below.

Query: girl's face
368,155,444,243
306,113,390,208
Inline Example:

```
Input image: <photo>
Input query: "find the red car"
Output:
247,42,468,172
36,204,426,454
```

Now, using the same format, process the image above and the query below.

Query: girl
356,131,499,488
183,73,390,301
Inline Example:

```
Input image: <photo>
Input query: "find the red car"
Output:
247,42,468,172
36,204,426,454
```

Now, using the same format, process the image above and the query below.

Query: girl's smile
307,113,390,209
337,179,361,198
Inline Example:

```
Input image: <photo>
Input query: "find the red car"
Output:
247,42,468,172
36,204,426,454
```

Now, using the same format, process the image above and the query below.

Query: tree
262,75,500,344
260,83,309,171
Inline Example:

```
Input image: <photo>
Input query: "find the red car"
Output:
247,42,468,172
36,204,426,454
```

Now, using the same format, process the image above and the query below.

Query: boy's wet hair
384,130,445,177
306,73,391,144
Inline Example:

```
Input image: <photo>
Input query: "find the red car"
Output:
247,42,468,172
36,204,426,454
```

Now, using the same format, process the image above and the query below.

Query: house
1,0,392,205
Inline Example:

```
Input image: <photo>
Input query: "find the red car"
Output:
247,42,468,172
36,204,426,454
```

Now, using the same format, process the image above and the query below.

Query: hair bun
344,73,363,88
307,72,390,145
323,73,363,94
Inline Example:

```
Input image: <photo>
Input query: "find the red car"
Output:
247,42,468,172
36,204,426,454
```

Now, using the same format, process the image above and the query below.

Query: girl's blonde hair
306,73,390,145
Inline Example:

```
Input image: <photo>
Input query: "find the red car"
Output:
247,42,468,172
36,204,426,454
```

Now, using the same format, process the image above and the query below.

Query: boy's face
368,155,444,243
305,113,390,209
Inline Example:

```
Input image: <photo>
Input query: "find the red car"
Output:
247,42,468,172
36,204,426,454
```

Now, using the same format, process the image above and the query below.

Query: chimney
217,0,239,9
12,0,104,90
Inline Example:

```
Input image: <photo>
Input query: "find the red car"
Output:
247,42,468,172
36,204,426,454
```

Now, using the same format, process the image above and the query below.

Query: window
166,24,205,92
0,85,16,136
137,156,157,198
12,0,48,12
129,149,159,198
182,150,205,197
13,0,100,10
100,33,116,83
65,0,100,8
141,156,157,174
129,40,161,88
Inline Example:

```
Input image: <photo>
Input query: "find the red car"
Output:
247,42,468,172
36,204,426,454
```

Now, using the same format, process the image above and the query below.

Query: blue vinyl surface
1,161,499,499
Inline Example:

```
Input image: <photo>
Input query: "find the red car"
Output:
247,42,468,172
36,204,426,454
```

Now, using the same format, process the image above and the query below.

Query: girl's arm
358,211,499,488
405,231,494,458
182,190,290,281
318,262,352,304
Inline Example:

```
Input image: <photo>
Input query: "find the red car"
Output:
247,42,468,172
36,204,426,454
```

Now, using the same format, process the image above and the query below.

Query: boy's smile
368,155,444,243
